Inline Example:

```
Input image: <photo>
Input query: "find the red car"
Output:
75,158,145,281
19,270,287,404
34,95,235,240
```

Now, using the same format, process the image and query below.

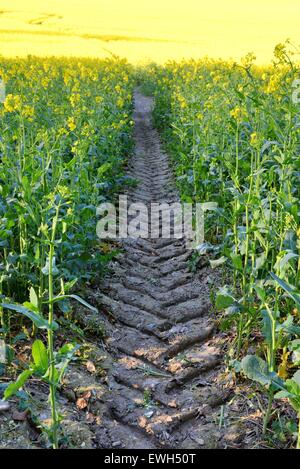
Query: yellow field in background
0,0,299,63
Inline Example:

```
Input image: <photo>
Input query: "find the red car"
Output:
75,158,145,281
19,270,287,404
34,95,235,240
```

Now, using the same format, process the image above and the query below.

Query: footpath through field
94,91,236,449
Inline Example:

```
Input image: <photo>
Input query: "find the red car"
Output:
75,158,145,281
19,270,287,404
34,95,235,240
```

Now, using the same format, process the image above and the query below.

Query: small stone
86,361,96,373
189,432,205,446
12,409,28,421
0,400,10,411
112,441,121,447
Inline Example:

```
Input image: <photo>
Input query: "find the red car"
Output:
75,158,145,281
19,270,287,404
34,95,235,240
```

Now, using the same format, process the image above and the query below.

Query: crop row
0,56,134,446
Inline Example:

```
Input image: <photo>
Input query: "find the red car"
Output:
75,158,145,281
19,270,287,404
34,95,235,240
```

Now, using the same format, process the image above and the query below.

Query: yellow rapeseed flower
21,104,35,120
177,95,187,109
3,93,21,112
230,106,246,123
250,132,258,146
67,117,76,132
70,93,80,107
116,97,124,108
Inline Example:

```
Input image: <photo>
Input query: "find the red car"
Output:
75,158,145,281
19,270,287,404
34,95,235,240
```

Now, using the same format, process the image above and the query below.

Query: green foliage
32,339,49,374
240,355,282,388
4,369,33,400
0,302,57,330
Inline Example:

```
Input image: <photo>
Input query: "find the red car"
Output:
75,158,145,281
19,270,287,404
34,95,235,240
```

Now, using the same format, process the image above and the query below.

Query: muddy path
93,91,238,449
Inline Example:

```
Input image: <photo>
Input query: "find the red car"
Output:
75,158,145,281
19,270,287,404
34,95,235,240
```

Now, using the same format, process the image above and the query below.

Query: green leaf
255,285,266,302
57,342,78,358
23,301,39,313
64,278,78,292
261,309,273,346
0,303,58,331
293,370,300,387
276,378,300,413
215,287,235,310
97,162,112,177
289,340,300,365
270,273,300,308
274,252,298,273
4,369,33,399
254,253,267,271
32,340,48,374
29,287,39,308
240,355,282,388
209,256,227,268
274,389,290,399
289,339,300,352
241,355,271,386
230,253,243,271
278,315,300,337
43,365,60,385
42,257,59,276
56,343,80,381
52,294,98,314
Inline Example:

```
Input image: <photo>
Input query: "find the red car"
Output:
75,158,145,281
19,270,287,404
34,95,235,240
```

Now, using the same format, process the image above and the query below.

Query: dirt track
94,92,234,449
